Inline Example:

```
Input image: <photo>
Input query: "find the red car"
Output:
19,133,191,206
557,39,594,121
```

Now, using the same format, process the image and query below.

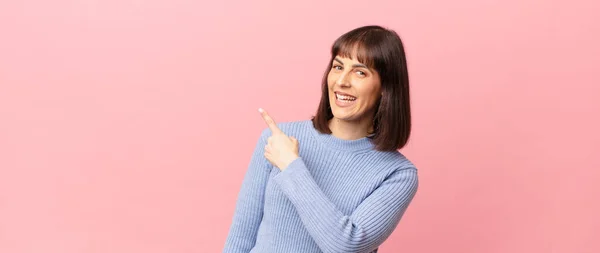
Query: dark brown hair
311,25,411,152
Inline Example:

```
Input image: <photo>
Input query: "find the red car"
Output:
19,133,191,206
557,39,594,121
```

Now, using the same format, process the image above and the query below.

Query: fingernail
258,108,263,113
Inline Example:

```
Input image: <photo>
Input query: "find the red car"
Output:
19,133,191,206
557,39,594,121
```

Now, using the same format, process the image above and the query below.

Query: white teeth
335,93,356,101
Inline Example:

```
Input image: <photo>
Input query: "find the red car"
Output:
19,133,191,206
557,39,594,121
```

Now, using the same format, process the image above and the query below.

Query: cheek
359,85,381,104
327,73,335,88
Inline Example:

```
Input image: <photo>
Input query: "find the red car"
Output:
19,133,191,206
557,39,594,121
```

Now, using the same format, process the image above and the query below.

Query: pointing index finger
258,108,283,134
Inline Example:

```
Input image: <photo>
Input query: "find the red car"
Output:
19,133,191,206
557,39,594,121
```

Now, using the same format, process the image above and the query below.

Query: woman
223,25,419,253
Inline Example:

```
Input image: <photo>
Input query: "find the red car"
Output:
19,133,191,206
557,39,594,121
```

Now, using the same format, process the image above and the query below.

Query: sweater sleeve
223,129,271,253
273,157,419,253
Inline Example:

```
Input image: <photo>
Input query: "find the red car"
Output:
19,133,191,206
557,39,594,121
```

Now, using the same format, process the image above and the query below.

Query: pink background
1,0,598,252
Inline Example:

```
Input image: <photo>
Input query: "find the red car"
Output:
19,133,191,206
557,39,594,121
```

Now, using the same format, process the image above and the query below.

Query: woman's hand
259,108,299,171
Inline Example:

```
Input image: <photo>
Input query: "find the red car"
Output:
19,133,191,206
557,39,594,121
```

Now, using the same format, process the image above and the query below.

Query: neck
328,115,374,140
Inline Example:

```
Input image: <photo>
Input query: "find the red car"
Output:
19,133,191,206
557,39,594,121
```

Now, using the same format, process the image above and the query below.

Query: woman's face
327,55,382,122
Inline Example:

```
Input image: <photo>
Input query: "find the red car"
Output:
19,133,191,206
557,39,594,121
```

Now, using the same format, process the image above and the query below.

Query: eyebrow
334,57,368,69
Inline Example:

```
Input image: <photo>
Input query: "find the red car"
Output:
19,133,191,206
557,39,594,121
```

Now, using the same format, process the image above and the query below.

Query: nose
335,71,351,87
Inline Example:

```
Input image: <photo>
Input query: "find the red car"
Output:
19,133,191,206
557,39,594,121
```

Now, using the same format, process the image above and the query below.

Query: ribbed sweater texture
223,120,419,253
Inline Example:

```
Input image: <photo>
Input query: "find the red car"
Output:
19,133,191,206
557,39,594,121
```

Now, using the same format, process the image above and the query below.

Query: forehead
333,42,375,68
334,55,361,63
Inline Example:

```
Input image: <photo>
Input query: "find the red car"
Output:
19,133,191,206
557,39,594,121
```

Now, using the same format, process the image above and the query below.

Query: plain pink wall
1,0,598,252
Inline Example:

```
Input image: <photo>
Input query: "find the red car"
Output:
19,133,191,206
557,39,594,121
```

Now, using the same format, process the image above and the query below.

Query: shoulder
371,150,419,178
379,152,419,193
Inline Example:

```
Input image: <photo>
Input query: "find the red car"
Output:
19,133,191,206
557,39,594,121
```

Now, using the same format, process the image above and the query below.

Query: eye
332,65,343,71
356,70,366,76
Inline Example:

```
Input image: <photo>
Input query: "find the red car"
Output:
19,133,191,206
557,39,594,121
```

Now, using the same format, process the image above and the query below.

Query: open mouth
335,92,357,102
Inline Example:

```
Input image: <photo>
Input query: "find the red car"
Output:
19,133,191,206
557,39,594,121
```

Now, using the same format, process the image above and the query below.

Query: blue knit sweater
223,119,419,253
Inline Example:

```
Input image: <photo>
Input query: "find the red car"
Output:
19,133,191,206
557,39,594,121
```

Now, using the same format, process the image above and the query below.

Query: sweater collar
306,120,375,152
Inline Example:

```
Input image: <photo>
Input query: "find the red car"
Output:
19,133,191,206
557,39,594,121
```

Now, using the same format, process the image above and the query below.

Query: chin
331,110,357,121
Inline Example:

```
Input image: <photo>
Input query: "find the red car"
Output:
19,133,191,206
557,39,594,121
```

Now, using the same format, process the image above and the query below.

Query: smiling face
312,25,412,150
327,55,382,123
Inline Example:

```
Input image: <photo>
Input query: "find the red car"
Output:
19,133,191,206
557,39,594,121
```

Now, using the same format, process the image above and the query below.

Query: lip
334,91,357,98
332,91,357,108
